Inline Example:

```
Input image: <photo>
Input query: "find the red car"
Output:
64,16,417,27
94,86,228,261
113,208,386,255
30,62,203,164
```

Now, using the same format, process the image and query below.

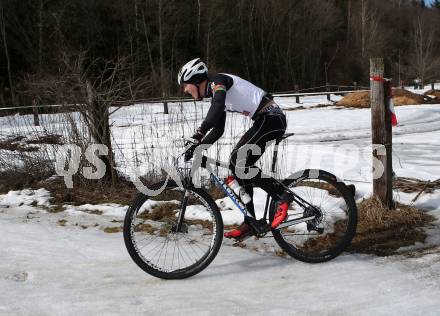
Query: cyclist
178,58,293,240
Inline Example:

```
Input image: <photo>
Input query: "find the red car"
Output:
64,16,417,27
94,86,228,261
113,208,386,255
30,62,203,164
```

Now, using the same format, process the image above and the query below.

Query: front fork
175,189,190,232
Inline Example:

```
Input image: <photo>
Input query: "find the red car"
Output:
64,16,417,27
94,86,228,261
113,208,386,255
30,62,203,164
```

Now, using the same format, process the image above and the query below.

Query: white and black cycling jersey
212,73,265,117
198,73,272,144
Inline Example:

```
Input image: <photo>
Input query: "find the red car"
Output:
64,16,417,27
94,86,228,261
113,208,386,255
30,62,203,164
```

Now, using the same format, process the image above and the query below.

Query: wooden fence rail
0,89,367,112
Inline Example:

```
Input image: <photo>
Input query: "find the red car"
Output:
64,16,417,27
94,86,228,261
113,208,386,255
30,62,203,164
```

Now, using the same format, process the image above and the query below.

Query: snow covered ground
1,87,440,315
1,198,440,316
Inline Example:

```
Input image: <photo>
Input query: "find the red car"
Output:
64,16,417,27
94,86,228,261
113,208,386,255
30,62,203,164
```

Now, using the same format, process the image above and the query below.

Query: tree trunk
346,0,351,44
197,0,201,42
0,6,16,105
38,0,44,75
158,0,165,96
361,0,366,59
141,4,156,76
86,81,118,184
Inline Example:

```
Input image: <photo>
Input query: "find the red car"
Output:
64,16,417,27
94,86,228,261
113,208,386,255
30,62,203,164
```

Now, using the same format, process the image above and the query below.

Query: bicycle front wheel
270,169,357,263
124,180,223,279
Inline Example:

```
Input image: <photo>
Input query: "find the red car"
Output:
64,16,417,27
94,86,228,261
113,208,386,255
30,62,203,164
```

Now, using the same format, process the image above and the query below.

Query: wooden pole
326,83,331,101
163,101,169,114
163,91,168,114
32,98,40,126
294,84,300,104
370,58,393,208
383,79,393,207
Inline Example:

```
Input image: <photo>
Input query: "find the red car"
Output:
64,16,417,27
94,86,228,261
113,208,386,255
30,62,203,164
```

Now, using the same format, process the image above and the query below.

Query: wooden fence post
163,101,169,114
32,98,40,126
370,58,393,208
326,83,331,101
163,92,169,114
295,84,301,104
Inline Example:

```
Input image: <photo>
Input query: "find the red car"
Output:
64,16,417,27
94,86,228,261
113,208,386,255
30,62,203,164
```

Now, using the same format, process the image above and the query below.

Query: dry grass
0,134,62,152
336,89,426,108
150,189,183,202
424,89,440,99
392,88,425,105
184,219,214,229
158,226,170,237
151,187,214,205
208,186,226,200
393,177,440,194
275,249,287,257
0,170,53,194
349,196,435,255
103,226,123,233
139,202,177,221
134,223,157,234
57,219,67,226
336,91,370,108
290,196,435,257
232,241,247,248
37,177,138,206
82,209,103,215
298,220,346,255
46,204,65,213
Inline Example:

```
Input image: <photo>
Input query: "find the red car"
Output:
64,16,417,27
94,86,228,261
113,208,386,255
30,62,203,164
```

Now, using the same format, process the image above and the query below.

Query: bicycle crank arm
275,215,316,230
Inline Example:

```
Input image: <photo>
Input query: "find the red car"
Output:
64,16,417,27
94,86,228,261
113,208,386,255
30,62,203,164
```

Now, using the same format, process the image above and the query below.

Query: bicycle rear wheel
124,180,223,279
270,169,357,263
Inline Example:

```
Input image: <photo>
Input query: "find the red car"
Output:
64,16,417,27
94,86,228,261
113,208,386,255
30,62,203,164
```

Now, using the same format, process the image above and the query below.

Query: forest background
0,0,439,106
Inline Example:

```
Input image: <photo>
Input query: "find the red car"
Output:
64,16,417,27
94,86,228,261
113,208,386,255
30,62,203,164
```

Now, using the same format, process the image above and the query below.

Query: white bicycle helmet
177,58,208,85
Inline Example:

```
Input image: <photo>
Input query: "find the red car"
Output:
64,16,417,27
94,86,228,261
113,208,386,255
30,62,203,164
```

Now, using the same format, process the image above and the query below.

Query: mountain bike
124,133,357,279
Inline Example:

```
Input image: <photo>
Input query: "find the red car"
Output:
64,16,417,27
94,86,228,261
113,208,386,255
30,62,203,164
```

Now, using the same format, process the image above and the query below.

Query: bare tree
158,0,165,97
408,13,440,84
359,0,381,59
0,5,16,105
29,51,142,185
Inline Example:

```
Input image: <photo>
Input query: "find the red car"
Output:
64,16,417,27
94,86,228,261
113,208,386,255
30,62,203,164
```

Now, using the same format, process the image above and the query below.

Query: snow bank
0,188,51,208
64,203,128,217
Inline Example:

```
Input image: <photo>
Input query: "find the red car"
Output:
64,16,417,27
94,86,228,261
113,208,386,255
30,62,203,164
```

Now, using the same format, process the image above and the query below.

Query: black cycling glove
184,130,204,161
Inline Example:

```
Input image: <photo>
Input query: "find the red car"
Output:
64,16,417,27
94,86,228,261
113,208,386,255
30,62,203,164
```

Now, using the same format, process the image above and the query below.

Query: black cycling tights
229,112,287,218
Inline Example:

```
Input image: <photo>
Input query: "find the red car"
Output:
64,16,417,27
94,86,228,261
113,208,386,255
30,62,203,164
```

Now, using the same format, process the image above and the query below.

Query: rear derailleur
304,206,324,234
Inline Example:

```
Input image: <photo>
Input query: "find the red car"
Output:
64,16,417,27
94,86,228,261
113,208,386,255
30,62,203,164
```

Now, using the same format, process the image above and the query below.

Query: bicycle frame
195,155,319,225
175,132,321,230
